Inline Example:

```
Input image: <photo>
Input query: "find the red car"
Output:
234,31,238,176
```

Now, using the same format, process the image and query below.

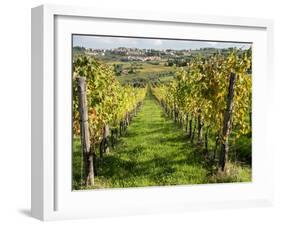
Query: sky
73,35,252,50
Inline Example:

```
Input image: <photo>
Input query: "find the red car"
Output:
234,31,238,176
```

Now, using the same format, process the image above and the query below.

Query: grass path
73,90,251,190
88,91,210,188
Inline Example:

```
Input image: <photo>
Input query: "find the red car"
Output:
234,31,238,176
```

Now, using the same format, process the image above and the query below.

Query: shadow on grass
95,143,207,183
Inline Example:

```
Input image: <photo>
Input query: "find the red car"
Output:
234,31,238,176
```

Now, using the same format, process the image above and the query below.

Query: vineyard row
151,50,252,171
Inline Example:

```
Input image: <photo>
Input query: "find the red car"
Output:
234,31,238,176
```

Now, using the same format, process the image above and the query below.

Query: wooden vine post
77,77,94,186
219,72,236,171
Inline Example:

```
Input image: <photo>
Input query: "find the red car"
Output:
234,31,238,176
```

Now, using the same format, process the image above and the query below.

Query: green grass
73,91,251,190
102,60,176,83
159,75,174,82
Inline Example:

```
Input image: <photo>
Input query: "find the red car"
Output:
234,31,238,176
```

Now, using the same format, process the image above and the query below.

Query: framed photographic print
31,4,274,221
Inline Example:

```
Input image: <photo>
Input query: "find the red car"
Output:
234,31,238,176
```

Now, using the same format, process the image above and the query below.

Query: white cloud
153,39,163,46
205,41,217,46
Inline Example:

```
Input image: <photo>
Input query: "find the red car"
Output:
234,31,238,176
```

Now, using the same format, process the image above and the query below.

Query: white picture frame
31,4,274,221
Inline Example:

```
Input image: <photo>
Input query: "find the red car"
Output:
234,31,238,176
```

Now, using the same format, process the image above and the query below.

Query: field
101,60,176,84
